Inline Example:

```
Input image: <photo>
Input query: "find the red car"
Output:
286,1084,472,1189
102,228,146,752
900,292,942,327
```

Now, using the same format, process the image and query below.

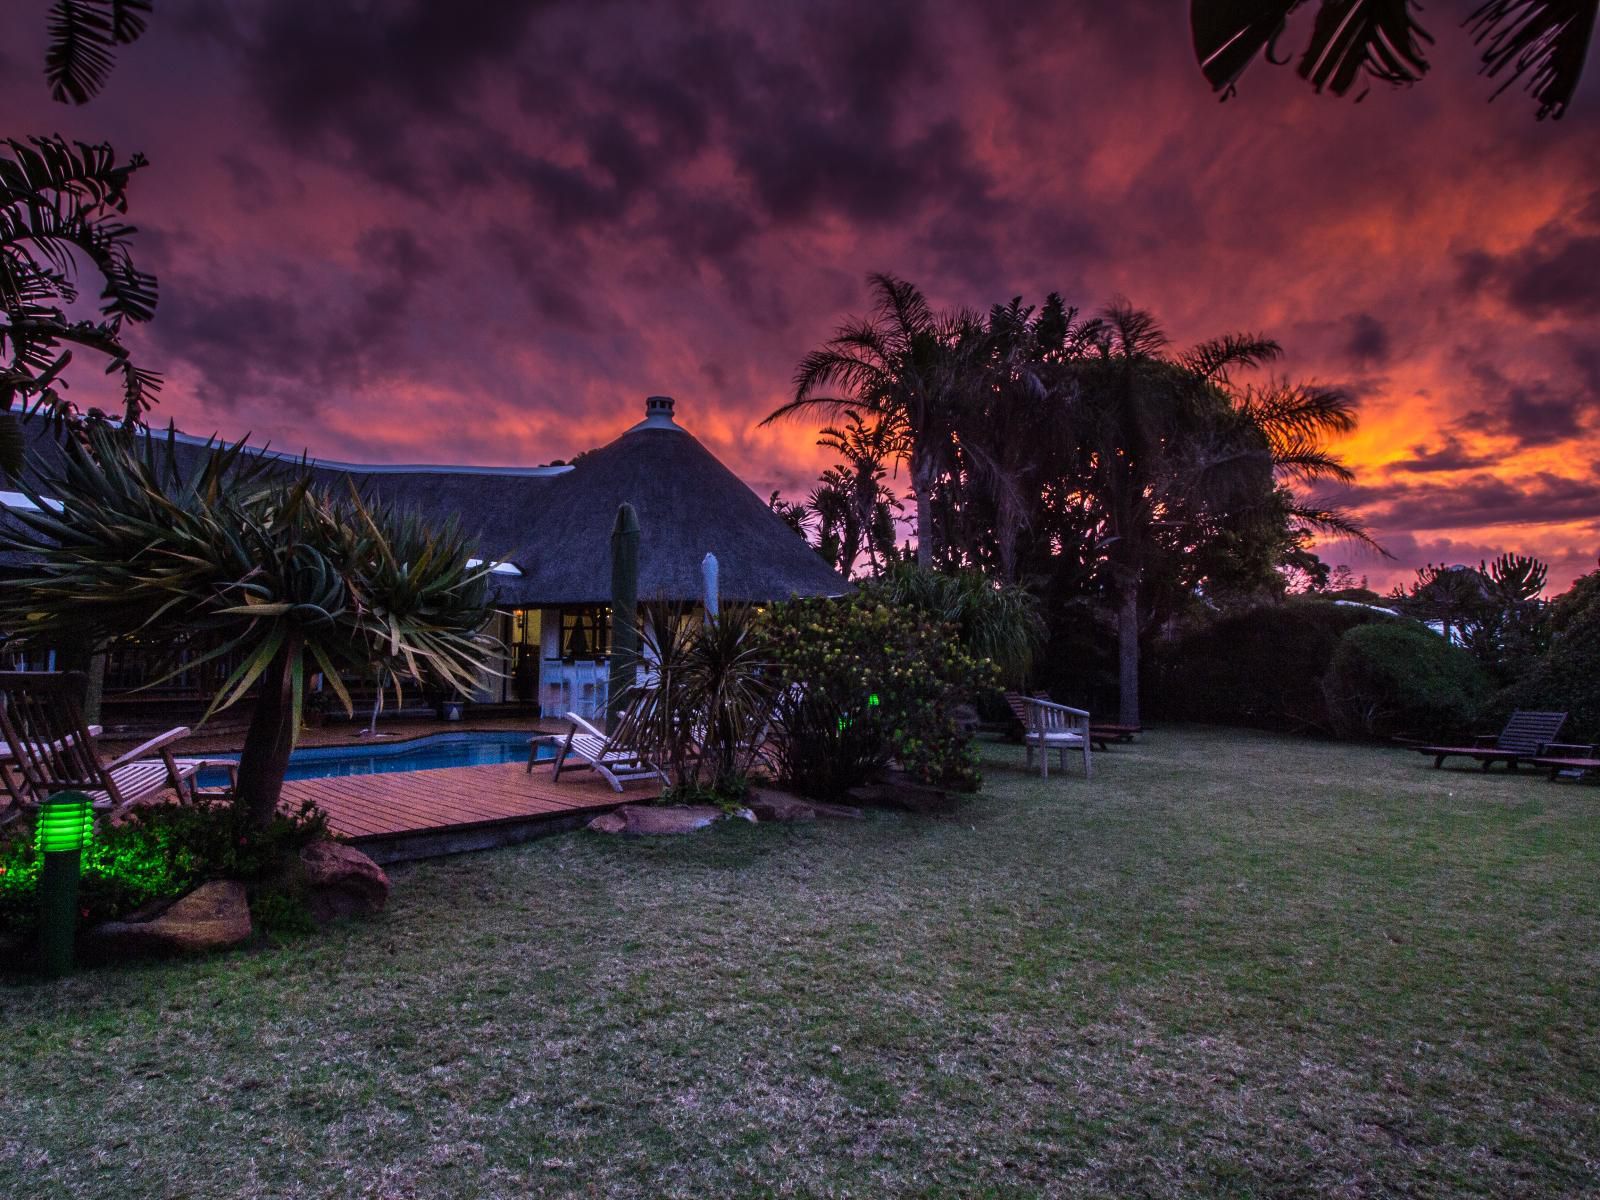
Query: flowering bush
765,592,996,797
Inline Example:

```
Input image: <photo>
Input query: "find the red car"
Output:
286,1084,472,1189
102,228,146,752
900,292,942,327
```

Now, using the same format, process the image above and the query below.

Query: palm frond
1192,0,1302,95
45,0,152,105
1295,0,1434,97
1182,332,1282,382
1468,0,1597,119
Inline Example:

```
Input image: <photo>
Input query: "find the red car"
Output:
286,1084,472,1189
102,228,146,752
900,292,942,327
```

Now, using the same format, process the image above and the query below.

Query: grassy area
5,727,1598,1198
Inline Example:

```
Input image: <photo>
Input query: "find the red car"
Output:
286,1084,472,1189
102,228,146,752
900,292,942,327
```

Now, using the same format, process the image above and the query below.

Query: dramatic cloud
2,0,1597,590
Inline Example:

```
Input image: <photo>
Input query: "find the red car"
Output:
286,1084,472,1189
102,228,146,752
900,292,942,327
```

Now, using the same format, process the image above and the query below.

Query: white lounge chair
1015,694,1093,779
527,710,669,793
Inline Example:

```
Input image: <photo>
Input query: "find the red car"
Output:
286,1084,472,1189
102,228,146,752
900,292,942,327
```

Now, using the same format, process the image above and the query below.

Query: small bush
1324,622,1491,740
0,795,325,938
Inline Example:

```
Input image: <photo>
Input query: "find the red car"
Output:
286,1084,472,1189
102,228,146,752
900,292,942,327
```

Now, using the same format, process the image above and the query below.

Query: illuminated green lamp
36,791,94,978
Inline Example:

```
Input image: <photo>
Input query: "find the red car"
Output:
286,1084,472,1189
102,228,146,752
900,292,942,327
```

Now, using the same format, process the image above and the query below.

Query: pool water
196,731,555,788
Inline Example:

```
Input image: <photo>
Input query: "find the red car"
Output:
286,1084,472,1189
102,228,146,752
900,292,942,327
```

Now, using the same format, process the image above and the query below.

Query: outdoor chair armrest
1028,697,1090,719
106,725,192,771
1471,734,1499,747
1541,742,1595,757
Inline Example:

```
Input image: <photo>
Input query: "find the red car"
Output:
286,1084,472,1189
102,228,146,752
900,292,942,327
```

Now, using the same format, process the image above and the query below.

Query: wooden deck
281,761,655,863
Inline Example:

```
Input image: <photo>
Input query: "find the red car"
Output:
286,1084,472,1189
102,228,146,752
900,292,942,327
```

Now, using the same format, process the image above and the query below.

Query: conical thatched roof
500,397,848,605
3,397,850,607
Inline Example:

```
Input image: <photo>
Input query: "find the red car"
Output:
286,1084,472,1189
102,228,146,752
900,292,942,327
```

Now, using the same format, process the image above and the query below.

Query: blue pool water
196,731,555,788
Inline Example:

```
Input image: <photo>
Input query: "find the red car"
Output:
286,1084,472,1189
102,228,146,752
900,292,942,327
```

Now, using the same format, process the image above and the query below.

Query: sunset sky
3,1,1597,592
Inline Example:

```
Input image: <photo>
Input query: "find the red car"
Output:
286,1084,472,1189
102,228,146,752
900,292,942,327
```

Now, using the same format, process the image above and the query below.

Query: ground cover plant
4,727,1596,1198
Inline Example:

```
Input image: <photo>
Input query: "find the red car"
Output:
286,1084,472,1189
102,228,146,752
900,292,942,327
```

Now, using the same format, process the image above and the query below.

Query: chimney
631,394,683,432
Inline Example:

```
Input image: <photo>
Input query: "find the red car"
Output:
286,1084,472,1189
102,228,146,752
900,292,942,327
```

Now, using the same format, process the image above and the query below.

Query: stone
86,880,252,960
846,773,955,814
299,840,390,922
621,805,724,835
746,788,817,823
586,804,727,835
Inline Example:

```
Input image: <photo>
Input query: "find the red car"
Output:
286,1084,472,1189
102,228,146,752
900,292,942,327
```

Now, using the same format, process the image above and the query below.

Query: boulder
846,773,956,814
299,841,389,922
587,804,729,835
586,811,629,834
86,880,252,960
747,787,817,823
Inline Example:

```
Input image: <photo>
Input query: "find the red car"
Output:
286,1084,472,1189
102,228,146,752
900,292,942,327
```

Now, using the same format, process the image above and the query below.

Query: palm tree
1191,1,1596,120
0,425,495,828
1,135,159,476
816,413,904,576
765,274,979,568
1068,305,1290,726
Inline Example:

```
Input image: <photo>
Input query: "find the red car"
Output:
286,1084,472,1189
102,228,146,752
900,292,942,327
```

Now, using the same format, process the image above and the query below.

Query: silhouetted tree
765,274,980,568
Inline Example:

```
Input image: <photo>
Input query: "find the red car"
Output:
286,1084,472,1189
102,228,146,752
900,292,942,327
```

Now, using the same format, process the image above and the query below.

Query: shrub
765,593,996,797
1156,601,1391,731
1323,622,1491,740
1496,570,1600,745
0,795,325,939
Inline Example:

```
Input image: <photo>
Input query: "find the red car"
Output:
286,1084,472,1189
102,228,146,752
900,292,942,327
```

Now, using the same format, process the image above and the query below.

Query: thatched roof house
2,396,847,714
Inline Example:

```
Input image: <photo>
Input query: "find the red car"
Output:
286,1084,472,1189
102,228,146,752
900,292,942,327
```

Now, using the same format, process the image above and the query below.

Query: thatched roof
2,397,849,607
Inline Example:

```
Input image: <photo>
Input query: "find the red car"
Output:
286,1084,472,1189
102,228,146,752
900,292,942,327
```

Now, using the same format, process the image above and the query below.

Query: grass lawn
4,726,1598,1198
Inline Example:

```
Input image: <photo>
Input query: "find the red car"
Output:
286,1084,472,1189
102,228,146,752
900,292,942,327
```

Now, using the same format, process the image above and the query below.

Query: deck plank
280,760,650,845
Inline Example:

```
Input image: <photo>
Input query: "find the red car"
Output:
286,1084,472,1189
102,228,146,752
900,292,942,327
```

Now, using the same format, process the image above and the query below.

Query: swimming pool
196,731,555,788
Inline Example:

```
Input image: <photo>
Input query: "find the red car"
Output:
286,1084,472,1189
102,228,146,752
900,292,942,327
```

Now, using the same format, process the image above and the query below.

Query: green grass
4,727,1598,1198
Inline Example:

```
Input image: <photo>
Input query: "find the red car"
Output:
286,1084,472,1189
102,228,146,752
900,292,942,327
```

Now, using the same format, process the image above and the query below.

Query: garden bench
1415,710,1571,771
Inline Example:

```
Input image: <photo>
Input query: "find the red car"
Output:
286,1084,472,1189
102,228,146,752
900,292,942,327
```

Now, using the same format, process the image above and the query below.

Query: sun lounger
528,710,669,793
1416,710,1572,771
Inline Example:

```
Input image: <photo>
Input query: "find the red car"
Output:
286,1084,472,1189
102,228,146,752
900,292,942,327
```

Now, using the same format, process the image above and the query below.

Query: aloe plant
0,424,495,828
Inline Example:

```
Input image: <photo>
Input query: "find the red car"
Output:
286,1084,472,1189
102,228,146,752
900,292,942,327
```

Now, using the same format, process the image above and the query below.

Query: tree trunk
911,454,935,569
1117,581,1140,727
235,632,302,830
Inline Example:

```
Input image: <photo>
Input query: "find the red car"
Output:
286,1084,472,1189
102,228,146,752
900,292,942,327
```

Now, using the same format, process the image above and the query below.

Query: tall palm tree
1069,304,1287,726
1,135,159,476
765,274,979,568
1191,0,1595,120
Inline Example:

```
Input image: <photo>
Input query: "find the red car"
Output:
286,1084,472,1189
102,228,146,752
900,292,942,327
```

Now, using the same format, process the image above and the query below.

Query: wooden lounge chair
1531,750,1600,781
1007,692,1093,779
1415,710,1579,771
527,709,669,793
0,671,202,814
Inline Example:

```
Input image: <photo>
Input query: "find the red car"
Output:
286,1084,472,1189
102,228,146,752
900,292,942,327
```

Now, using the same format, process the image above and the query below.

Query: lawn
4,727,1597,1198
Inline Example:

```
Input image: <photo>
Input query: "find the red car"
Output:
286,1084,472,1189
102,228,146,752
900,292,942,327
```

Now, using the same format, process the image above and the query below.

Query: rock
587,804,726,835
622,805,725,835
299,841,389,922
747,788,818,823
86,880,252,960
586,811,628,834
846,774,956,814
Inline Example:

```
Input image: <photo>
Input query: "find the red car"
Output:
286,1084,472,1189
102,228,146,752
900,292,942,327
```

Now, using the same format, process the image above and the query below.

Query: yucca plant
0,424,496,828
626,603,776,801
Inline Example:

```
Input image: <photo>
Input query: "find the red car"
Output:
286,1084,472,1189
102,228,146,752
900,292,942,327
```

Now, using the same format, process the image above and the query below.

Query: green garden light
36,791,93,978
